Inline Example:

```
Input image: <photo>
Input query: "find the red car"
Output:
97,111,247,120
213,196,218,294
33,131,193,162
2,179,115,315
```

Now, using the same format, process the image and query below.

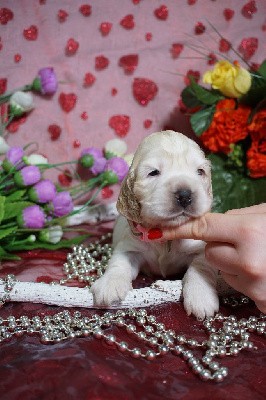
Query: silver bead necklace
0,235,265,383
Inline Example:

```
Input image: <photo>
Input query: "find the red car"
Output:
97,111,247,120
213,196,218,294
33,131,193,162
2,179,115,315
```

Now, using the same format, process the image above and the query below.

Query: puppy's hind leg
91,251,142,306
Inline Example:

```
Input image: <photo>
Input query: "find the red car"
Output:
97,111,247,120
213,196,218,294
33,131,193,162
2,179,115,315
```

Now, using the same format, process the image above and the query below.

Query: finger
204,242,243,274
226,203,266,215
162,213,243,243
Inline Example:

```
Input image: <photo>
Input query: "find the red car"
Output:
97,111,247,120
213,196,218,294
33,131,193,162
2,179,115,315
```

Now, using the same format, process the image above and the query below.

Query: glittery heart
0,7,14,25
154,5,168,20
79,4,92,16
109,115,131,137
119,54,139,74
144,119,152,129
48,124,61,141
14,53,22,63
194,22,206,35
58,92,77,113
83,72,96,87
7,116,27,133
58,9,69,22
223,8,235,21
238,37,258,60
241,1,257,19
58,169,72,187
95,55,109,70
65,38,79,55
120,14,135,29
132,78,158,106
219,38,231,52
101,187,114,199
23,25,38,41
100,22,112,36
207,52,217,65
171,43,184,59
184,70,200,86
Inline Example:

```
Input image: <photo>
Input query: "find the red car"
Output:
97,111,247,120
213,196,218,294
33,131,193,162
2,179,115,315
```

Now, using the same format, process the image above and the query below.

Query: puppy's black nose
175,189,192,209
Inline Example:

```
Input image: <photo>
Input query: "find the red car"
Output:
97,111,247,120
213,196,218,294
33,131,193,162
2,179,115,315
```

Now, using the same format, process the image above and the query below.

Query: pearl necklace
0,236,265,382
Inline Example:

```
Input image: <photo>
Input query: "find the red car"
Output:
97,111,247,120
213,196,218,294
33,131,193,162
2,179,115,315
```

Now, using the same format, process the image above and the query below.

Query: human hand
159,204,266,313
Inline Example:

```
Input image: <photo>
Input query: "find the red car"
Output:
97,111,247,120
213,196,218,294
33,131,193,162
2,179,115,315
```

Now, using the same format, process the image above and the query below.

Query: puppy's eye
197,168,205,176
148,169,160,177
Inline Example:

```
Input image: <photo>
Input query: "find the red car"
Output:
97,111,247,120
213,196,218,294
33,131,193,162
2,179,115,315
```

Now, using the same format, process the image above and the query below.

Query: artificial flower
51,191,74,217
2,146,25,171
28,179,56,203
25,154,49,165
80,147,106,174
39,225,63,244
246,110,266,178
104,138,128,157
14,165,41,187
32,67,58,95
9,91,34,116
203,60,251,98
17,205,46,229
200,99,251,154
0,136,10,155
101,156,129,184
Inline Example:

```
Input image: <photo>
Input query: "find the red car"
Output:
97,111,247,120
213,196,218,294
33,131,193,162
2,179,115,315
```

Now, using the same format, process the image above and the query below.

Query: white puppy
91,130,219,319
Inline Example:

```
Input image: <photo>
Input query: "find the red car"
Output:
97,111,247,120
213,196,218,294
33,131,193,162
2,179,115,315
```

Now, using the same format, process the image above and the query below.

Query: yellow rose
203,60,251,98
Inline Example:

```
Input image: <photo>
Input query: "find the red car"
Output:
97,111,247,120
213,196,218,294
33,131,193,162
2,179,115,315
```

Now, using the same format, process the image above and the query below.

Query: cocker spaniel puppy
91,130,219,319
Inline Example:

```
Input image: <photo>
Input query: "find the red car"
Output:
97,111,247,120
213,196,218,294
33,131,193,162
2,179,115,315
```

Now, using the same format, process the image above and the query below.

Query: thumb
162,213,240,243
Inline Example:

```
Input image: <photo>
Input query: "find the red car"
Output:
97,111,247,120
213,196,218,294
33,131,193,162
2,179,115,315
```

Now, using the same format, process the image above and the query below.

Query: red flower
200,99,251,154
247,110,266,178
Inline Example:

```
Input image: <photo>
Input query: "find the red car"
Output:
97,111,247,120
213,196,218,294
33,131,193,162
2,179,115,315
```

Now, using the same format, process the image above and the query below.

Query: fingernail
147,228,163,240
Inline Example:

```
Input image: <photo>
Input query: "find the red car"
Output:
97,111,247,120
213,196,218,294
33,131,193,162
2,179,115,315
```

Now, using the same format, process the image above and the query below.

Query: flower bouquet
181,59,266,212
0,69,129,260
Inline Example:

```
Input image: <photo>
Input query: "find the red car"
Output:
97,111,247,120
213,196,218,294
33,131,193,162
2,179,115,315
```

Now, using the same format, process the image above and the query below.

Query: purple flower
80,147,106,174
18,205,45,229
14,165,41,187
32,67,58,95
2,147,25,172
104,157,129,182
28,179,56,203
52,192,74,217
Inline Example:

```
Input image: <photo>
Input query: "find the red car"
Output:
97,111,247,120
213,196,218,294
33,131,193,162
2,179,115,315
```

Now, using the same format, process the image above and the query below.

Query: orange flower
201,99,251,154
247,110,266,178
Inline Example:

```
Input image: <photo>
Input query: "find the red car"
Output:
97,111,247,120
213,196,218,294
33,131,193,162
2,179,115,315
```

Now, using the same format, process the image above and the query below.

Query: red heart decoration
95,55,109,70
238,37,258,60
132,78,158,106
83,72,96,87
58,9,68,22
171,43,184,59
48,124,62,141
23,25,38,41
58,93,77,113
0,78,7,95
219,38,231,52
79,4,92,16
120,14,135,30
154,5,168,20
194,22,206,35
119,54,139,74
100,22,112,36
65,38,79,55
241,1,257,19
109,115,130,137
223,8,235,21
0,7,14,25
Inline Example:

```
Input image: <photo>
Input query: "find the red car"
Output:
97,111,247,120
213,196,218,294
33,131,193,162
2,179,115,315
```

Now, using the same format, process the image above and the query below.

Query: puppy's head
117,130,212,228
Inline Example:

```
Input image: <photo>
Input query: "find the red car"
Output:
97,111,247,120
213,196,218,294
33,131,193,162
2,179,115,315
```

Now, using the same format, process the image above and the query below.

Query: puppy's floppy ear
116,168,142,223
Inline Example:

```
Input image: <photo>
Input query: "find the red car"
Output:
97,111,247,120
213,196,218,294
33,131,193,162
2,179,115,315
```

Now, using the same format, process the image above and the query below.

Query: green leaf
3,201,34,221
190,79,224,105
7,190,26,201
181,86,204,108
0,226,17,240
0,195,6,224
0,246,21,261
209,153,266,213
258,60,266,78
190,106,216,136
4,235,89,252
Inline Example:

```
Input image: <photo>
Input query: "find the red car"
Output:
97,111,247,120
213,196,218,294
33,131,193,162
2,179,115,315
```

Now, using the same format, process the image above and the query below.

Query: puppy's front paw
183,281,219,320
91,272,132,306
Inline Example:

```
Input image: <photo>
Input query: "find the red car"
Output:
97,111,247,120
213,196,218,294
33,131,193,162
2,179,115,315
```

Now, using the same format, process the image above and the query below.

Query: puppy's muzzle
175,188,192,209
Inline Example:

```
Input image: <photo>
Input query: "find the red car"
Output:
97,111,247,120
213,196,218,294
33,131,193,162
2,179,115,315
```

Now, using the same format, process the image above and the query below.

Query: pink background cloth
1,0,265,186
